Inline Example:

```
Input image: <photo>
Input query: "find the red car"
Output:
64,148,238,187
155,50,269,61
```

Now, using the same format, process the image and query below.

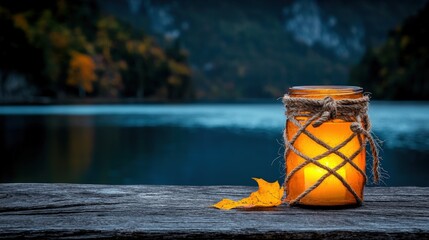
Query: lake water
1,102,429,186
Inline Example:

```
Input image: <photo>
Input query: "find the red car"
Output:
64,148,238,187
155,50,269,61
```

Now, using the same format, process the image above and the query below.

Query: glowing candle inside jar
304,156,346,203
285,86,366,206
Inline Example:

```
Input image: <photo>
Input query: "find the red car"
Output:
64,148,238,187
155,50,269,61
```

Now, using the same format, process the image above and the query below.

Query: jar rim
289,85,362,95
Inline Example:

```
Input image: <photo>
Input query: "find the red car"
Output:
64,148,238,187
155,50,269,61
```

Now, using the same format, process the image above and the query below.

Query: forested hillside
350,2,429,100
0,0,427,101
103,0,426,99
0,0,193,101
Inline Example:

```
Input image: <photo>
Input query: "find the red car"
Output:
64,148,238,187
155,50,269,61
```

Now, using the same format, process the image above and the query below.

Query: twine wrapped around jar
283,94,380,206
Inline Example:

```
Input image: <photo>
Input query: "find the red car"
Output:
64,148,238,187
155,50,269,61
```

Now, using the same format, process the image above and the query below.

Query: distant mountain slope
102,0,426,99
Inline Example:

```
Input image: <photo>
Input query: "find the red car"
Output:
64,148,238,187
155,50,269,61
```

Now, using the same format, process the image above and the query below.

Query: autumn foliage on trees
67,52,97,95
0,0,193,100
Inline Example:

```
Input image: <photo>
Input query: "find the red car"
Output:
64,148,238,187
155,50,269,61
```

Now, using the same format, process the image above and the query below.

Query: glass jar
285,86,365,206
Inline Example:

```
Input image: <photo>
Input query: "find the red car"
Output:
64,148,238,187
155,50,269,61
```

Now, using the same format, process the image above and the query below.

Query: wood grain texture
0,184,428,239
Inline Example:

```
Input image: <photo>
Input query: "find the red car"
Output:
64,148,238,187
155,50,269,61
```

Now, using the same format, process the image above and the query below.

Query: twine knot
313,96,337,127
350,122,364,133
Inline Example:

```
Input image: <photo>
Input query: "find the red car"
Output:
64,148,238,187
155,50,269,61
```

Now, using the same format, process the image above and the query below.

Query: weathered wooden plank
0,184,428,239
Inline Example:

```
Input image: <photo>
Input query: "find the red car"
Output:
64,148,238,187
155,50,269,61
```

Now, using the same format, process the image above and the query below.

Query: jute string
282,94,380,206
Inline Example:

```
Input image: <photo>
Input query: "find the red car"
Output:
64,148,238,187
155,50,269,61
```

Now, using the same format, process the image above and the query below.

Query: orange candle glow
304,156,346,203
285,86,366,206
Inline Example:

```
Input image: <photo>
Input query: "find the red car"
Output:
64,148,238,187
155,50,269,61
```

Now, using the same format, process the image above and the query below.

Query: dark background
1,1,428,186
1,0,428,102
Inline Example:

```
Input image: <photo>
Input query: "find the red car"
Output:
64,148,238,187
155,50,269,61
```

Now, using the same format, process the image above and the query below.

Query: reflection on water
1,102,429,186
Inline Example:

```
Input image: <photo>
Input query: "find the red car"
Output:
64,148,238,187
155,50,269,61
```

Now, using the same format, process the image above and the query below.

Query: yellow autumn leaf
213,178,284,210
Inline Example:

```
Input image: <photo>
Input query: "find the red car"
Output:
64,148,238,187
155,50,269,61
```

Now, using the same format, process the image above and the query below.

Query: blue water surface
1,102,428,186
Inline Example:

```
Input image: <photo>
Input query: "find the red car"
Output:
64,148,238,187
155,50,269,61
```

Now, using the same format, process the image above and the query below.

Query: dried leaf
213,178,284,210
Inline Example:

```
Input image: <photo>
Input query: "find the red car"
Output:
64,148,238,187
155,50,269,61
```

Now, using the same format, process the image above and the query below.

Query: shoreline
1,97,429,106
0,97,281,105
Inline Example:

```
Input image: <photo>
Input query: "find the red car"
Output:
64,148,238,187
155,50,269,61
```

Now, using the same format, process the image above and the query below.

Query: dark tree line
350,2,429,100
